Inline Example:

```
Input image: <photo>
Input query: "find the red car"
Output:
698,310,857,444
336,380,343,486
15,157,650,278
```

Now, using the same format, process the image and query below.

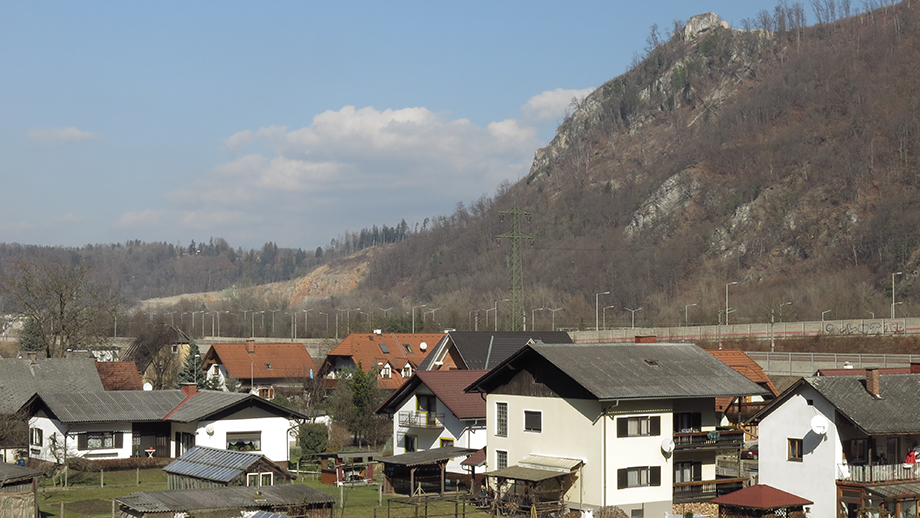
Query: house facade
752,368,920,518
377,370,488,477
201,341,318,399
466,341,767,517
319,332,443,390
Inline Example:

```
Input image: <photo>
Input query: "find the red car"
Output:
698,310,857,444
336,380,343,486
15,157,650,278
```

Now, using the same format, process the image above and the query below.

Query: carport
379,447,478,496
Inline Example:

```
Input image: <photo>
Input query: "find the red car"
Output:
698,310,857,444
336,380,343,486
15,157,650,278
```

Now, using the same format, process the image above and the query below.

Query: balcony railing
673,477,747,503
399,411,444,429
673,429,745,450
846,463,920,483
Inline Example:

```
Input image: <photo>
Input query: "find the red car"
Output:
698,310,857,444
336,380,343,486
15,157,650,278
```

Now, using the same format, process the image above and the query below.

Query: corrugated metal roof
378,447,478,466
0,464,42,485
518,454,582,472
250,511,290,518
116,485,335,513
163,446,265,483
483,466,566,482
37,391,186,422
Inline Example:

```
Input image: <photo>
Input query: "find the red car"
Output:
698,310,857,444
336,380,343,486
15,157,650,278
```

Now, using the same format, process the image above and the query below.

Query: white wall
195,411,294,463
758,385,839,518
28,416,133,462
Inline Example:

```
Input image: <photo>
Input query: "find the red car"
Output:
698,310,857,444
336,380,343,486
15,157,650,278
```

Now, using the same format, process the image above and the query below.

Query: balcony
673,429,745,451
399,411,444,429
673,477,747,503
846,463,920,483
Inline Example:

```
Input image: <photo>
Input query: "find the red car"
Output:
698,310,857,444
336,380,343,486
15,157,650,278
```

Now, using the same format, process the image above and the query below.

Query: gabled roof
708,349,778,412
164,446,290,483
418,331,573,371
711,484,812,509
0,358,104,414
116,485,335,513
320,332,442,389
29,389,306,424
467,342,770,401
376,370,488,419
203,343,318,381
95,361,144,391
751,374,920,434
120,323,190,375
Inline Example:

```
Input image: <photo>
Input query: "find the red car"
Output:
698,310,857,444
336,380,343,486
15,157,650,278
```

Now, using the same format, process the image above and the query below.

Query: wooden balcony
398,411,444,429
673,429,745,451
846,463,920,483
673,477,747,503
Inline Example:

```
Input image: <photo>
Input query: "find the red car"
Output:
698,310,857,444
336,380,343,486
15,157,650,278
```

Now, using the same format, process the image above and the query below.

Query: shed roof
483,466,567,482
0,358,104,414
467,343,769,401
376,370,487,419
378,447,478,467
0,463,42,485
163,446,289,483
116,485,335,513
711,484,813,509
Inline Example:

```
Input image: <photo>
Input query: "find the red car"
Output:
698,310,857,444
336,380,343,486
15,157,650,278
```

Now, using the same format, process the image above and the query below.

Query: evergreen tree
175,341,204,388
19,317,45,353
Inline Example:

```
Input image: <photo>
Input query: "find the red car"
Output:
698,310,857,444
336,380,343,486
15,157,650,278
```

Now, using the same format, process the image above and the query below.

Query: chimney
180,382,199,397
911,363,920,374
865,368,882,399
246,340,255,353
635,336,657,343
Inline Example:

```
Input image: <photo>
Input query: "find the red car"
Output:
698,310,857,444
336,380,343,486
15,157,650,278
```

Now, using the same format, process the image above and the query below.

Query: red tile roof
709,349,779,412
95,361,143,390
416,370,488,419
711,484,813,509
322,332,443,390
204,343,318,380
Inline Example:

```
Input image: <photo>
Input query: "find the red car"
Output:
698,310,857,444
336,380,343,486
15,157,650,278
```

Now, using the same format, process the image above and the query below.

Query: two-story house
750,367,920,518
319,332,443,390
376,370,488,480
465,340,767,517
201,341,318,399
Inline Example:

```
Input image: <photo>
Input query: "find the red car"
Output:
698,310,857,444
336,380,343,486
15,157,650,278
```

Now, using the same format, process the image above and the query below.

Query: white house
376,370,488,478
751,367,920,518
465,340,767,518
25,384,305,467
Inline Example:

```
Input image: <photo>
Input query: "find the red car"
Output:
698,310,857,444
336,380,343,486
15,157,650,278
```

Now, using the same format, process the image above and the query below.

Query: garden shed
163,445,294,489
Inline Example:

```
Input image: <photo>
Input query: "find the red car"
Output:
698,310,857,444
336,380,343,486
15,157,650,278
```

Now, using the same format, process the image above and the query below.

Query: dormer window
381,364,392,379
403,364,413,378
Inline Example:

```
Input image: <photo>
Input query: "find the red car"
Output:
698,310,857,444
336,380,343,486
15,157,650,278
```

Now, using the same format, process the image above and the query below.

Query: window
630,511,644,518
496,450,508,470
175,432,194,457
850,439,867,463
403,343,413,354
378,342,390,354
381,364,392,379
674,461,702,483
30,428,42,447
496,402,508,437
402,365,412,378
227,432,261,451
78,432,122,450
617,466,661,489
247,472,273,487
788,438,803,461
673,412,702,432
258,387,274,399
404,435,417,452
524,411,542,432
617,416,661,437
440,438,454,448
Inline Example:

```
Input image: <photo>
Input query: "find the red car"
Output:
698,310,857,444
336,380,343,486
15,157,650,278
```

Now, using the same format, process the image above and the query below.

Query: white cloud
521,87,596,123
26,126,101,145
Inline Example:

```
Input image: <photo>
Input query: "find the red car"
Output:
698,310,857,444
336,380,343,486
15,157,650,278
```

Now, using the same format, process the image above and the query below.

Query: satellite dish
143,382,153,391
661,438,675,454
811,415,829,435
420,342,427,351
205,424,215,436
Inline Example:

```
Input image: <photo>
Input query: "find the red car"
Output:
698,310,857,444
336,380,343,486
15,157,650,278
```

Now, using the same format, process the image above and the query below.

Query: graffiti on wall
825,321,905,335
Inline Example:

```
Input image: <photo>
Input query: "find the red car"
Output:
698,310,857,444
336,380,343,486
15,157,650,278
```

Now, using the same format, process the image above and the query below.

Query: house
24,384,305,467
710,484,812,518
0,357,105,464
707,349,779,436
418,331,572,371
750,367,920,518
201,341,318,399
116,484,336,518
0,463,41,518
163,445,294,489
376,370,488,480
120,323,191,388
94,361,144,391
319,331,444,390
465,341,768,517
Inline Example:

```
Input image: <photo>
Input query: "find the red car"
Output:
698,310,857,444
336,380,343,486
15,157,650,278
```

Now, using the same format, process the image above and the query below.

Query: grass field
36,469,489,518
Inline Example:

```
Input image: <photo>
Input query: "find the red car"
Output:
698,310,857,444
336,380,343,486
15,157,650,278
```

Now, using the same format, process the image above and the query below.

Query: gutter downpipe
601,400,620,508
484,336,495,370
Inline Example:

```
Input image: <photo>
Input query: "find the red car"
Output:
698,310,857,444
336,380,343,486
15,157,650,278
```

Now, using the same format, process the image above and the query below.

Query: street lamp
494,299,510,331
483,307,495,330
469,309,480,331
624,307,643,329
779,301,792,323
866,310,875,319
595,291,610,332
531,307,545,331
318,311,330,335
269,309,283,335
301,309,313,339
602,305,616,330
684,304,697,326
822,309,832,334
251,311,264,338
379,307,393,319
725,282,738,325
892,271,903,319
547,307,564,331
194,354,200,387
411,304,427,333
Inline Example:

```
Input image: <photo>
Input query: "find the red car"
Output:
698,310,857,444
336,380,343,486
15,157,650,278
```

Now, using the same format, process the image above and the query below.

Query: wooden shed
163,446,294,489
0,463,41,518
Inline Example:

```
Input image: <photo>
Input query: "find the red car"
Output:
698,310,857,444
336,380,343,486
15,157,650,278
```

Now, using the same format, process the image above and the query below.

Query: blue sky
1,1,781,250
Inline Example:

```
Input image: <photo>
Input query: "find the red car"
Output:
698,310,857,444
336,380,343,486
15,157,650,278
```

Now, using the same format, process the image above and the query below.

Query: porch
846,463,920,483
398,412,444,429
673,429,745,451
672,477,748,504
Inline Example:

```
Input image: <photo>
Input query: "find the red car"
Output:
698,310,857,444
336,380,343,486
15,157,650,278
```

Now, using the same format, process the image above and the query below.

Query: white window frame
496,402,508,437
523,410,542,433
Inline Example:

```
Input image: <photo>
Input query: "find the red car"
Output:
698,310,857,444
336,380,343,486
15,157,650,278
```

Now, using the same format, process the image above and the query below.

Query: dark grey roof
116,485,335,513
418,331,572,371
378,446,478,466
0,463,42,485
167,391,253,422
163,446,266,483
469,343,769,401
35,391,186,423
802,375,920,434
0,358,104,414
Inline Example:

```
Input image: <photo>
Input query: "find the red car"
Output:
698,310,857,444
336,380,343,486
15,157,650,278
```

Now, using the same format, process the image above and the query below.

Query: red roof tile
711,484,813,509
95,361,143,390
205,343,318,380
416,370,488,419
322,332,443,389
709,349,779,411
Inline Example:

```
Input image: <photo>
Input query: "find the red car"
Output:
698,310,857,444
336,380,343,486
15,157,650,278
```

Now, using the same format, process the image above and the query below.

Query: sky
1,1,782,251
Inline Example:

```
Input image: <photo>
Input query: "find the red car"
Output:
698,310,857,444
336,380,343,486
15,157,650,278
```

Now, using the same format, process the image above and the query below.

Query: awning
865,482,920,500
518,454,583,473
484,466,568,482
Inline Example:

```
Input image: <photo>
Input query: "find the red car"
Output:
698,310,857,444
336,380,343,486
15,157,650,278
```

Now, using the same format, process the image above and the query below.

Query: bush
299,422,328,456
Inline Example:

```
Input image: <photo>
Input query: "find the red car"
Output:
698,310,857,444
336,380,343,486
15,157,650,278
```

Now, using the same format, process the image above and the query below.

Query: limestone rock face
680,12,728,40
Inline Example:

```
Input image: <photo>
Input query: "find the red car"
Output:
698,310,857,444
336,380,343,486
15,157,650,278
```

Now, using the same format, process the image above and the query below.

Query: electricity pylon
496,196,534,331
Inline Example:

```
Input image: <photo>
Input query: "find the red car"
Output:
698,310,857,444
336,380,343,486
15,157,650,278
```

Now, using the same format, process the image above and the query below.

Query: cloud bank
26,126,101,145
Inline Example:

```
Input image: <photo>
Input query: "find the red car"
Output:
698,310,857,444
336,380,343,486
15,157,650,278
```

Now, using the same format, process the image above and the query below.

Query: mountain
355,3,920,329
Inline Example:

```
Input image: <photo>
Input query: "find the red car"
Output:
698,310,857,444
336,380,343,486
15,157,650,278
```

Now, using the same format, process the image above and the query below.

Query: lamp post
240,310,251,336
269,309,282,336
483,307,495,330
301,309,313,339
494,299,510,331
625,307,643,329
379,307,393,319
866,310,875,319
684,304,697,326
411,304,427,333
725,282,738,325
531,308,545,331
547,307,564,331
318,312,329,335
822,309,832,334
603,305,616,330
469,309,480,331
892,272,903,319
779,301,792,323
595,291,610,332
194,354,200,388
251,311,264,338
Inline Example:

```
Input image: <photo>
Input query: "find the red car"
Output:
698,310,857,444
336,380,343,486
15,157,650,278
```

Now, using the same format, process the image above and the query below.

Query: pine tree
175,341,204,388
19,317,45,353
